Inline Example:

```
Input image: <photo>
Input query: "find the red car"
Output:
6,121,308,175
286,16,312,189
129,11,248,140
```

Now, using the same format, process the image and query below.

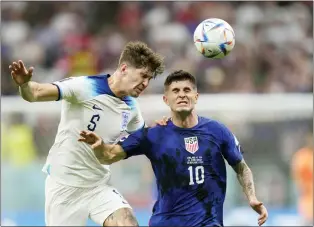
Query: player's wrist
19,81,30,88
248,196,258,204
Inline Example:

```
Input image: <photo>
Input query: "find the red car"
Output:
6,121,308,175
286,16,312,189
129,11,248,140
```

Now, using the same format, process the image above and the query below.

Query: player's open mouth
177,101,188,105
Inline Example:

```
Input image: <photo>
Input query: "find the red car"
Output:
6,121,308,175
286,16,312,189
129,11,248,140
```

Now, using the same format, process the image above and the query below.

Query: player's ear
120,63,127,74
195,92,199,103
163,95,169,106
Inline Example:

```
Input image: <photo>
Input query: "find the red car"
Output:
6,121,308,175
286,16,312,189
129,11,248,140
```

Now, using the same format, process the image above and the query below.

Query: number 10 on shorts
188,166,205,185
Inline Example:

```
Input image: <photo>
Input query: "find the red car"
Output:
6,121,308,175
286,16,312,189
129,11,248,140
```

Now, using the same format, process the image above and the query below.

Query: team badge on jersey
184,136,199,154
121,111,130,131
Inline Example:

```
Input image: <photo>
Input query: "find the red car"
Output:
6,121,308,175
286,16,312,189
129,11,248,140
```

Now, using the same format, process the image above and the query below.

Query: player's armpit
19,82,59,102
232,159,257,202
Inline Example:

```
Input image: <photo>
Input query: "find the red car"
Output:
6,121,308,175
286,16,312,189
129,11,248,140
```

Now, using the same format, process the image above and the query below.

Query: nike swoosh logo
92,104,102,110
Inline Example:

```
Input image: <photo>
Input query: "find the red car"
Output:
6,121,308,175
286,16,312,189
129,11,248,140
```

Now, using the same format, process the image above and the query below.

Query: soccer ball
193,18,235,59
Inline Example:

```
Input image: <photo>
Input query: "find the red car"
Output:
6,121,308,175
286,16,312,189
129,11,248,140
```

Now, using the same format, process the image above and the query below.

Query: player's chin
129,90,140,97
175,106,192,113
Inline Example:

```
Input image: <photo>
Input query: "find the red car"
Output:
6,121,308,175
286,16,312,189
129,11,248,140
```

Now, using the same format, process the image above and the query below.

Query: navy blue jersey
121,116,243,226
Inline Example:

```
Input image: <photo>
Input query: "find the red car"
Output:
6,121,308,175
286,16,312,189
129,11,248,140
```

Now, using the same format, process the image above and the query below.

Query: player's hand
9,60,34,86
78,130,102,149
151,116,170,127
78,131,113,164
249,199,268,226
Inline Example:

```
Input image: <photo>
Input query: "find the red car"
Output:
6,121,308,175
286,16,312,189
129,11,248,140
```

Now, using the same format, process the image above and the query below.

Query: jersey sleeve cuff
230,156,243,166
126,122,146,134
52,83,62,101
117,141,131,160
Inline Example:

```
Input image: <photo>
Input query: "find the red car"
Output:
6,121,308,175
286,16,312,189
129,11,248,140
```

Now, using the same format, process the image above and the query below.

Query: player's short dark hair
164,70,197,91
119,41,165,77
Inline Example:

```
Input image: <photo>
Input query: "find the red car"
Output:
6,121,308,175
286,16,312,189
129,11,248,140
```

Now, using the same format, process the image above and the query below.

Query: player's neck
108,74,128,98
171,111,198,128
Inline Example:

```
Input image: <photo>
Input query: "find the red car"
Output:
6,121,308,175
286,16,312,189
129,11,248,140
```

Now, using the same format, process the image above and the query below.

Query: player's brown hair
164,70,197,91
119,41,165,77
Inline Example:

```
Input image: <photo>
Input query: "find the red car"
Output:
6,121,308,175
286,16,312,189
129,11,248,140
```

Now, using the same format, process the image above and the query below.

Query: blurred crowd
2,1,313,95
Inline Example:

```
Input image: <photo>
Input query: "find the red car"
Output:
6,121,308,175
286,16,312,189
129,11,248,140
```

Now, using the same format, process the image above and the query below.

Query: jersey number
87,114,100,131
188,166,205,185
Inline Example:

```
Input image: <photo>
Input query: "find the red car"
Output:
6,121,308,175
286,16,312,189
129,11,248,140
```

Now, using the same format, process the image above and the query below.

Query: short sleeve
52,75,109,103
126,99,145,133
221,125,243,166
118,127,150,159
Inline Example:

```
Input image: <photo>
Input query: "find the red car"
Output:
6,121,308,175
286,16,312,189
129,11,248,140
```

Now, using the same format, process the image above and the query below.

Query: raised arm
19,82,59,102
10,60,59,102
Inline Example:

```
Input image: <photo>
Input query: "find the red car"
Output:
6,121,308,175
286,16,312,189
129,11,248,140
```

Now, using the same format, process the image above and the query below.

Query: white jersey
42,75,144,188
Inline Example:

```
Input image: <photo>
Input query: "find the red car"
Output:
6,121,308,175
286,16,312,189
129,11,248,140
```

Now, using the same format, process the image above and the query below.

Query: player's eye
143,75,152,82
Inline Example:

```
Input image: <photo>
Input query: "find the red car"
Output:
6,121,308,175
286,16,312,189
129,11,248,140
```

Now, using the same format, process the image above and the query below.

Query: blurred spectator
2,113,37,167
291,131,313,225
1,1,312,95
33,116,59,160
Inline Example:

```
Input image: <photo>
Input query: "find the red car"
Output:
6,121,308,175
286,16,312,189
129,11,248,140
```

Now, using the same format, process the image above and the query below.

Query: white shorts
45,176,132,226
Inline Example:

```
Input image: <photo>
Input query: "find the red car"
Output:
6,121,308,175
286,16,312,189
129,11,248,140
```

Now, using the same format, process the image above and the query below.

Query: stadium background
1,1,313,226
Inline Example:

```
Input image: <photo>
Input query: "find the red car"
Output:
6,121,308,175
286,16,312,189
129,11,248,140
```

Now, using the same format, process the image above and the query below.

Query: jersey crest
121,111,130,131
184,136,199,154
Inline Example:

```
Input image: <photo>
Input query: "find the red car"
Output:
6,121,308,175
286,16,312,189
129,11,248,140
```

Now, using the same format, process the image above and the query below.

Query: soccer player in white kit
9,41,165,226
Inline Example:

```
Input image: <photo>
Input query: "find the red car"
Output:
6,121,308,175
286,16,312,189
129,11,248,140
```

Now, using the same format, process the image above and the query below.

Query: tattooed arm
232,159,256,201
221,124,267,226
232,159,268,226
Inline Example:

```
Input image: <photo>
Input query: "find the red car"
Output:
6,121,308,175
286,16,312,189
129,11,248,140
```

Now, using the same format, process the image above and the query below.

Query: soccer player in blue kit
78,70,268,226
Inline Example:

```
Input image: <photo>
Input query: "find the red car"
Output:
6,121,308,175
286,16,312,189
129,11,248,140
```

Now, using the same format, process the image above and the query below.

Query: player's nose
142,79,149,88
178,91,186,98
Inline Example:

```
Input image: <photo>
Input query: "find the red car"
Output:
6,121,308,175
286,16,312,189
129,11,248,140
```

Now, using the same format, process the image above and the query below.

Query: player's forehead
137,67,153,78
169,80,194,90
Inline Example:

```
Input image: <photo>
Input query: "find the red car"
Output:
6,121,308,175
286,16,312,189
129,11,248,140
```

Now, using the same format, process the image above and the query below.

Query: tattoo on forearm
233,160,256,200
121,209,138,226
105,208,138,226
